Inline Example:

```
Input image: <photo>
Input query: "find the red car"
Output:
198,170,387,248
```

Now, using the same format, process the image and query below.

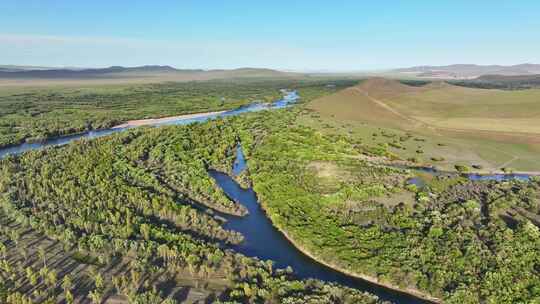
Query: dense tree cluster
451,76,540,90
0,80,268,148
0,81,387,303
0,121,242,302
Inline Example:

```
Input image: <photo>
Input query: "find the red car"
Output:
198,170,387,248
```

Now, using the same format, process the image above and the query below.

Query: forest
0,80,385,303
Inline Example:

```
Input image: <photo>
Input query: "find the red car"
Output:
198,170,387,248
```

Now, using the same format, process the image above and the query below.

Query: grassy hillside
307,78,540,172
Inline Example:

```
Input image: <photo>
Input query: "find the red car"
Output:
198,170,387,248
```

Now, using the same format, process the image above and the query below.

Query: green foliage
430,156,445,162
0,80,276,147
454,164,470,173
0,78,357,149
230,108,540,303
4,78,539,303
0,80,383,303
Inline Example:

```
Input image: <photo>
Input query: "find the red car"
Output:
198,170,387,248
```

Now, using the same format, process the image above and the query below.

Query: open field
306,78,540,172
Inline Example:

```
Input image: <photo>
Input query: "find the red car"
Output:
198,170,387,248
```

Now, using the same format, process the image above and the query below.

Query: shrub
407,157,419,163
454,164,470,173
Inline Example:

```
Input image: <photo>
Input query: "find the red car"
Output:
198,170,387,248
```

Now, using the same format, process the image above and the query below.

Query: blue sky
1,1,539,71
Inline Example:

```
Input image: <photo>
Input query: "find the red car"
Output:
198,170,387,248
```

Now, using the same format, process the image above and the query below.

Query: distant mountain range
0,65,177,77
393,64,540,78
0,65,297,80
4,63,539,84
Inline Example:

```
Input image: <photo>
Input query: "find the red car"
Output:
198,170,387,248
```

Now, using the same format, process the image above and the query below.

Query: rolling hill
306,78,419,129
310,78,540,132
307,78,540,171
0,65,182,78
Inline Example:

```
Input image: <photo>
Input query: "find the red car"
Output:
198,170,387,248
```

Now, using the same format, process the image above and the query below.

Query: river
210,147,433,304
405,165,534,189
210,145,536,303
0,90,298,159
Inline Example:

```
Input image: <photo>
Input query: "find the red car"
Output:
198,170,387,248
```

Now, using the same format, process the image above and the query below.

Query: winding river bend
0,90,535,303
211,147,535,303
210,151,431,303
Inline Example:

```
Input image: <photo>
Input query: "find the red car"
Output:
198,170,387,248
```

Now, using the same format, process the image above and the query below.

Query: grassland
307,78,540,172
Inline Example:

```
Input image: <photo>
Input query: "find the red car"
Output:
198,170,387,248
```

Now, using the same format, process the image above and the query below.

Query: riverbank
0,90,299,160
224,144,527,304
0,111,228,150
265,208,442,303
236,141,438,295
212,166,433,303
112,110,227,129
